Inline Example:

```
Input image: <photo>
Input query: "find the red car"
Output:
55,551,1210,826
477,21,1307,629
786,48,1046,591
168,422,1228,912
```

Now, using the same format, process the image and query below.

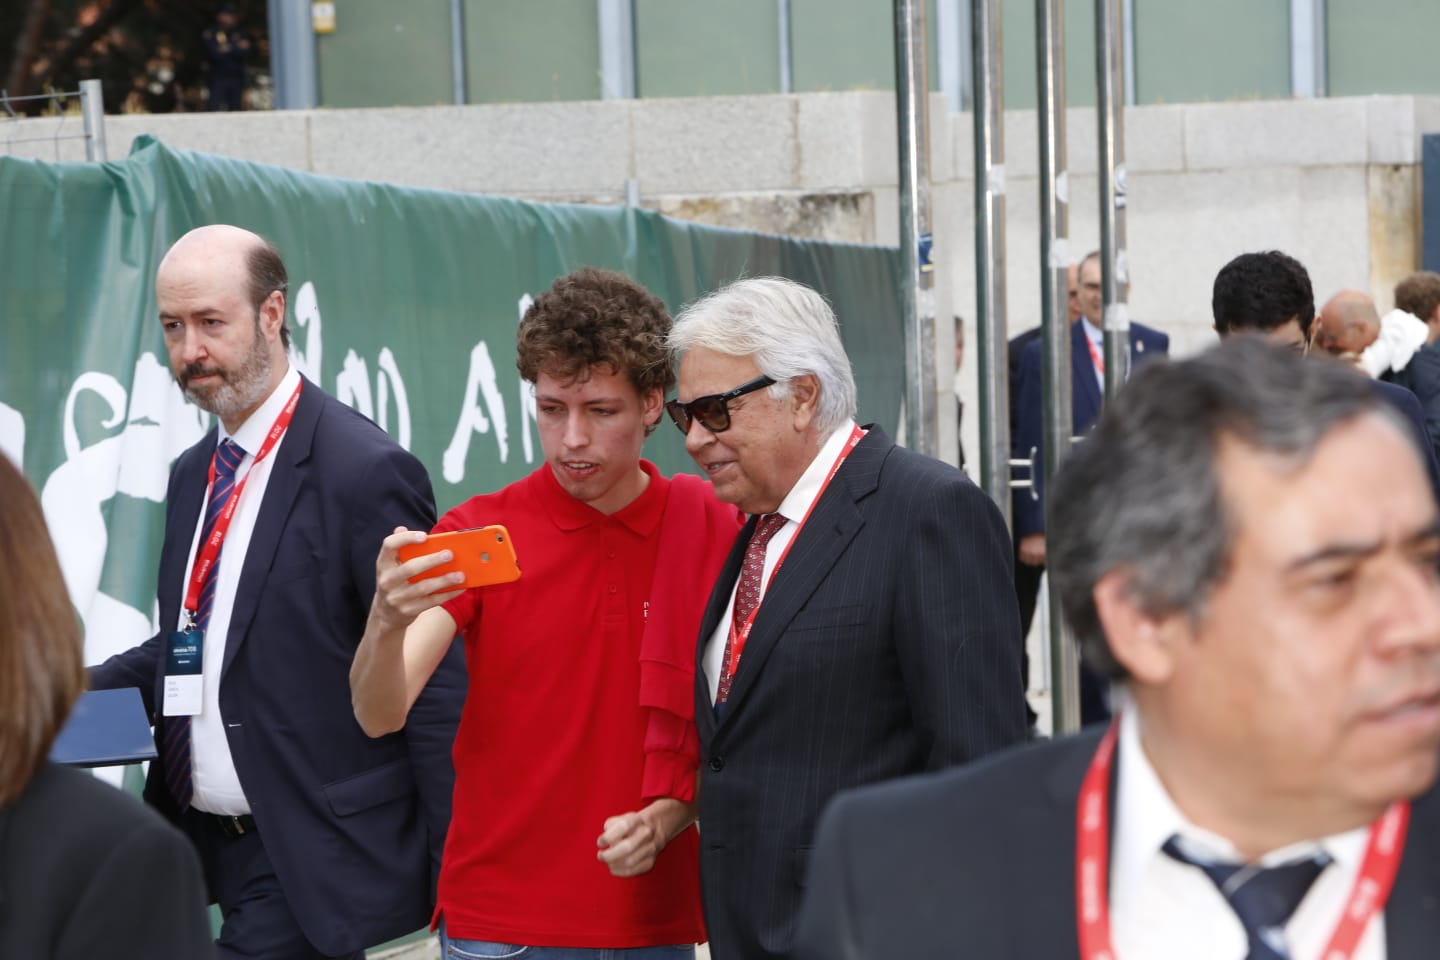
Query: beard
179,320,274,423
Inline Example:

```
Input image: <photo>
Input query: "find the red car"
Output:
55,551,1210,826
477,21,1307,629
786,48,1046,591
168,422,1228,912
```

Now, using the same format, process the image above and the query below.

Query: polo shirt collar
537,458,667,536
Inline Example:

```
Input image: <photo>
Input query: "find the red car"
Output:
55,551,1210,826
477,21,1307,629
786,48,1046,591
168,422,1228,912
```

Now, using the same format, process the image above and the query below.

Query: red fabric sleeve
638,475,742,802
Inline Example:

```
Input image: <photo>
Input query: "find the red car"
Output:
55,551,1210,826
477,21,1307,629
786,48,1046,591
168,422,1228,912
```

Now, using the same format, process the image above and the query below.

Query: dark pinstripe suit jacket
694,426,1030,960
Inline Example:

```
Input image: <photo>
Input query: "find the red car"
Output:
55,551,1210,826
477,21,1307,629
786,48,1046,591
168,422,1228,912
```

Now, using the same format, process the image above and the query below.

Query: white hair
669,277,858,434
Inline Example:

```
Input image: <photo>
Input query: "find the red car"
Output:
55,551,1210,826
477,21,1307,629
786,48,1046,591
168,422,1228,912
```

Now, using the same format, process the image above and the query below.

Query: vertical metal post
1121,0,1136,106
1037,0,1079,735
972,0,1008,522
1097,0,1128,401
599,0,637,99
895,0,939,457
450,0,468,105
1289,0,1326,98
269,0,319,109
79,79,106,161
778,0,794,94
938,0,971,112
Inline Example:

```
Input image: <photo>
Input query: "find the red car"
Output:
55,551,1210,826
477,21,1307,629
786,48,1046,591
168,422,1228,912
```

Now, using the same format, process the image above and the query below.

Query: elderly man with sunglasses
665,276,1030,960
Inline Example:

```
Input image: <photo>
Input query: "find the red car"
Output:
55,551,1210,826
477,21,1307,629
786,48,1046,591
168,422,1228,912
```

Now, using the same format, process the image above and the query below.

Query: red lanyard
1086,335,1105,376
1076,720,1409,960
182,381,303,622
721,424,865,681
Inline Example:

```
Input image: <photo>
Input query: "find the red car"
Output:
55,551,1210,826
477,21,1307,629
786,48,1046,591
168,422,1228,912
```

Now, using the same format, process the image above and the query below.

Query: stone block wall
7,91,1438,465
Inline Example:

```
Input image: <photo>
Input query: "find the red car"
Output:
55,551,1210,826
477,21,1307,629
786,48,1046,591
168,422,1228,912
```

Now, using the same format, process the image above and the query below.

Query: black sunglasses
665,375,776,434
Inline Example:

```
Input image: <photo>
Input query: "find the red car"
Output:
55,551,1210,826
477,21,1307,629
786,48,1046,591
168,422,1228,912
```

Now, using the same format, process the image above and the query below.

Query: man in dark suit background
1211,250,1440,499
667,276,1029,960
796,338,1440,959
1003,262,1079,729
90,225,465,959
1006,260,1075,640
1014,250,1169,723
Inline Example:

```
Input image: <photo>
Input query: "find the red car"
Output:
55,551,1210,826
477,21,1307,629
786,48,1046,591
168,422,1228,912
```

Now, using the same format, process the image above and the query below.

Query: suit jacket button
708,756,725,772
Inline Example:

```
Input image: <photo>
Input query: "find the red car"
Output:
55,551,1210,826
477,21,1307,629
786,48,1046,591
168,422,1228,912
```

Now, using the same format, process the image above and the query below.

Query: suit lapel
712,429,887,729
1127,331,1147,369
1071,321,1103,431
1009,729,1107,958
221,378,321,679
164,432,217,620
1384,784,1440,959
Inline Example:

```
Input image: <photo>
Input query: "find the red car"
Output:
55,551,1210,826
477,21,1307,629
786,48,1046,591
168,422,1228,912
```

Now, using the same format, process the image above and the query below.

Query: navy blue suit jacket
1373,379,1440,500
90,378,466,956
796,728,1440,959
1014,321,1170,536
694,426,1029,960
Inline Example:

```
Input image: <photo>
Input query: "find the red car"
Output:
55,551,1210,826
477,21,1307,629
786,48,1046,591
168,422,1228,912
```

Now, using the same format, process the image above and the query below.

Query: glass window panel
317,0,452,108
636,0,781,97
1327,0,1440,97
1000,0,1097,111
1132,0,1289,104
790,0,941,94
465,0,601,103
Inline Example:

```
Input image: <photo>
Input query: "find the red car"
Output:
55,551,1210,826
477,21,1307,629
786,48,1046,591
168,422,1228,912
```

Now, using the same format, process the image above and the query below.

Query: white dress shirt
704,420,860,704
1111,707,1384,960
178,365,299,815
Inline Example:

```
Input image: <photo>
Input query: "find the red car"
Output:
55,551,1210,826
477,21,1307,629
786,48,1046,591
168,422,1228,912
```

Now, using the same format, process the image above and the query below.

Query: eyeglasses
665,375,776,435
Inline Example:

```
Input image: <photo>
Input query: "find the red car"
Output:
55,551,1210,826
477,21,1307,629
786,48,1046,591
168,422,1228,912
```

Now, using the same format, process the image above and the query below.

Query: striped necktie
1162,835,1330,960
162,438,245,810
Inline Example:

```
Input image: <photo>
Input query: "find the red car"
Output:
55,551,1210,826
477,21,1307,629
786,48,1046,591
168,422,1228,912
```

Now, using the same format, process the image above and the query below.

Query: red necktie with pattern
717,513,787,704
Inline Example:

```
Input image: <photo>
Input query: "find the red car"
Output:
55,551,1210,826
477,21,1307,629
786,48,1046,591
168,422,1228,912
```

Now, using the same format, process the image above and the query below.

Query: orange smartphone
396,525,521,592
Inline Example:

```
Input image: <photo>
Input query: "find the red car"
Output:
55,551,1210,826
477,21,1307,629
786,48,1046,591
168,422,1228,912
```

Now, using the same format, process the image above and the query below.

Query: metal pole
1097,0,1128,402
598,0,637,99
79,79,106,161
269,0,318,109
972,0,1008,522
1121,0,1136,105
895,0,939,457
450,0,467,105
938,0,969,112
778,0,793,94
1037,0,1079,736
1289,0,1325,98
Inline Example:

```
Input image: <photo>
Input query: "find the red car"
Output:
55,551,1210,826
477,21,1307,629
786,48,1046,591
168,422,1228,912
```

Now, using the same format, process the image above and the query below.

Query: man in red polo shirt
350,267,740,958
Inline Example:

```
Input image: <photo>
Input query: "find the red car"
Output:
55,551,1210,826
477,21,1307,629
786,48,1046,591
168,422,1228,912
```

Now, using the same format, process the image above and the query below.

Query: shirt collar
537,458,667,536
220,364,301,455
773,421,860,524
1081,317,1104,344
1111,706,1369,916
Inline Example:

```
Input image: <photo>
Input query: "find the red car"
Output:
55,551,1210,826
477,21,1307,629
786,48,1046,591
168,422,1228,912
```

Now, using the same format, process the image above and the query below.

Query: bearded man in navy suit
91,225,465,959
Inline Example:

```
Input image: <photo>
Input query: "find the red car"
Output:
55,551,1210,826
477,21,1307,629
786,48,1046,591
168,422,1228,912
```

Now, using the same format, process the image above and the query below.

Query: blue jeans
439,924,695,960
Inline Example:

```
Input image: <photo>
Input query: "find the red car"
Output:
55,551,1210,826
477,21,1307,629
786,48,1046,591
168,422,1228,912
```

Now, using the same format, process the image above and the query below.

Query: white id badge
162,629,204,716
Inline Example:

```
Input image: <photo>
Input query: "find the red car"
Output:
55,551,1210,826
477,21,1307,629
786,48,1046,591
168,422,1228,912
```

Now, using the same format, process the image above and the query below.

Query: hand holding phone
395,525,521,592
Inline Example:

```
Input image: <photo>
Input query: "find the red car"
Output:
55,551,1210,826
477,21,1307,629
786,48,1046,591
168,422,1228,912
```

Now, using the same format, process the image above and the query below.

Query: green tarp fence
0,134,904,669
